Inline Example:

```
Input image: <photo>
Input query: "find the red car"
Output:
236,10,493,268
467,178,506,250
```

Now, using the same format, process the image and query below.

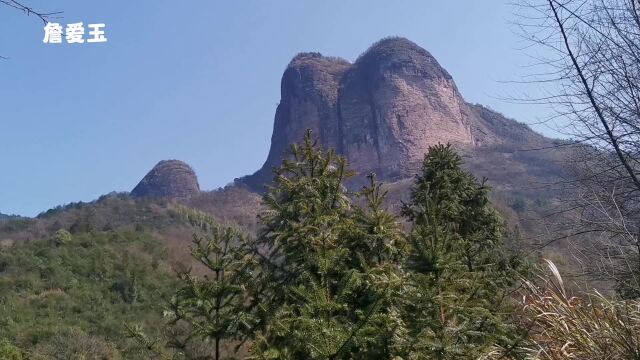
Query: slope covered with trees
2,130,640,358
0,229,178,358
122,132,527,359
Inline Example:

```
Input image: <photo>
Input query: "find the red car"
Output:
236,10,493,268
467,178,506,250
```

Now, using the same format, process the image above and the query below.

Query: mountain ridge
117,37,563,227
0,36,571,274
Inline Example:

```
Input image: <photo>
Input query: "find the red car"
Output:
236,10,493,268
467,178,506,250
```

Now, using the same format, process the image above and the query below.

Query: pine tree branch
330,283,388,360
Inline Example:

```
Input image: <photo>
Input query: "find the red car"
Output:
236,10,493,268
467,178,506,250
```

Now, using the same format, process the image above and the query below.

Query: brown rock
338,37,473,179
242,53,350,189
131,160,200,200
239,37,552,190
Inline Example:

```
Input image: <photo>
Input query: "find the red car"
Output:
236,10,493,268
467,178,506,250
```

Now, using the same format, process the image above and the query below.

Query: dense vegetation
0,229,177,358
2,133,640,359
122,132,527,359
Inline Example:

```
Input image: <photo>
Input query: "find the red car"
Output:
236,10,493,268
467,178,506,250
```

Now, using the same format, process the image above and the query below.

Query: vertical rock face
250,53,350,189
338,38,473,179
239,37,525,190
131,160,200,200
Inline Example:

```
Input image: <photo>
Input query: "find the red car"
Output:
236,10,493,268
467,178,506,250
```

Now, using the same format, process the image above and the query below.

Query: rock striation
131,160,200,200
239,37,535,190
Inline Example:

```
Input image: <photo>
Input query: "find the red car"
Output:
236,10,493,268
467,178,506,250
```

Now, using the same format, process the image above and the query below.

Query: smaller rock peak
131,160,200,200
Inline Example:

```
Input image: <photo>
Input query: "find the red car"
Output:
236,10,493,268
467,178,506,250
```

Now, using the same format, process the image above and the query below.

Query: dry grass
489,260,640,360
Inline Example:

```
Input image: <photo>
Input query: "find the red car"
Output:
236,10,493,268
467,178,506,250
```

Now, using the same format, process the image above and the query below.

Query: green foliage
251,131,408,359
401,144,525,359
52,229,72,246
1,136,533,359
128,207,259,360
347,176,408,269
170,214,257,359
0,229,177,357
0,339,23,360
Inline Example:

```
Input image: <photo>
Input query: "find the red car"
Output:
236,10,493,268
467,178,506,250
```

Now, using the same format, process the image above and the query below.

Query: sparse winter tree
517,0,640,297
1,0,62,59
0,0,61,24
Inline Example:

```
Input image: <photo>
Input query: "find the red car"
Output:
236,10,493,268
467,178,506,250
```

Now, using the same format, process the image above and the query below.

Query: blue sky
0,1,553,216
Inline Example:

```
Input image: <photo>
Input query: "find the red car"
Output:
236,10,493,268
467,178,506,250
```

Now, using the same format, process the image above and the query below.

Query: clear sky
0,1,553,216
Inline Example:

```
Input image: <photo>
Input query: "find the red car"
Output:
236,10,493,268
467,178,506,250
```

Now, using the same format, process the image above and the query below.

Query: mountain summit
239,37,545,190
131,160,200,200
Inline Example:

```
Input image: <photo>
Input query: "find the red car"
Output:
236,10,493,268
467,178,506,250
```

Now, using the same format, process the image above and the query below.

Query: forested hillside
3,0,640,357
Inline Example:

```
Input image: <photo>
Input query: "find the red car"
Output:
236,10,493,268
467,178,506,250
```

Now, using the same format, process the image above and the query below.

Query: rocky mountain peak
125,38,546,198
355,37,453,81
239,37,481,189
131,160,200,200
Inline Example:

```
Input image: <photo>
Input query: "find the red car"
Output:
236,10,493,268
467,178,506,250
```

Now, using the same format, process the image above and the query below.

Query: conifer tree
343,175,410,358
347,175,408,269
129,207,257,360
251,131,407,359
401,144,524,359
169,208,257,360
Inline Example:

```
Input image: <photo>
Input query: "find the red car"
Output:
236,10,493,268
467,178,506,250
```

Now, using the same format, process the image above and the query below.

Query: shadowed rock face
131,160,200,200
257,53,351,186
239,37,510,190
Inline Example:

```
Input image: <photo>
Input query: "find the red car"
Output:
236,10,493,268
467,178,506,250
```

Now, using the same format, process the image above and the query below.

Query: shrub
32,329,121,359
0,339,23,360
52,229,72,245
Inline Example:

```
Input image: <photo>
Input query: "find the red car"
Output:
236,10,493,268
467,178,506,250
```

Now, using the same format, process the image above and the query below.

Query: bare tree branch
0,0,62,24
548,0,640,191
516,0,640,296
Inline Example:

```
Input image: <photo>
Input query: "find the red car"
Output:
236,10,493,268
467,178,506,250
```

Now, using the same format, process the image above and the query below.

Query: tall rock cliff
131,160,200,200
239,37,536,190
260,53,351,181
338,38,474,179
